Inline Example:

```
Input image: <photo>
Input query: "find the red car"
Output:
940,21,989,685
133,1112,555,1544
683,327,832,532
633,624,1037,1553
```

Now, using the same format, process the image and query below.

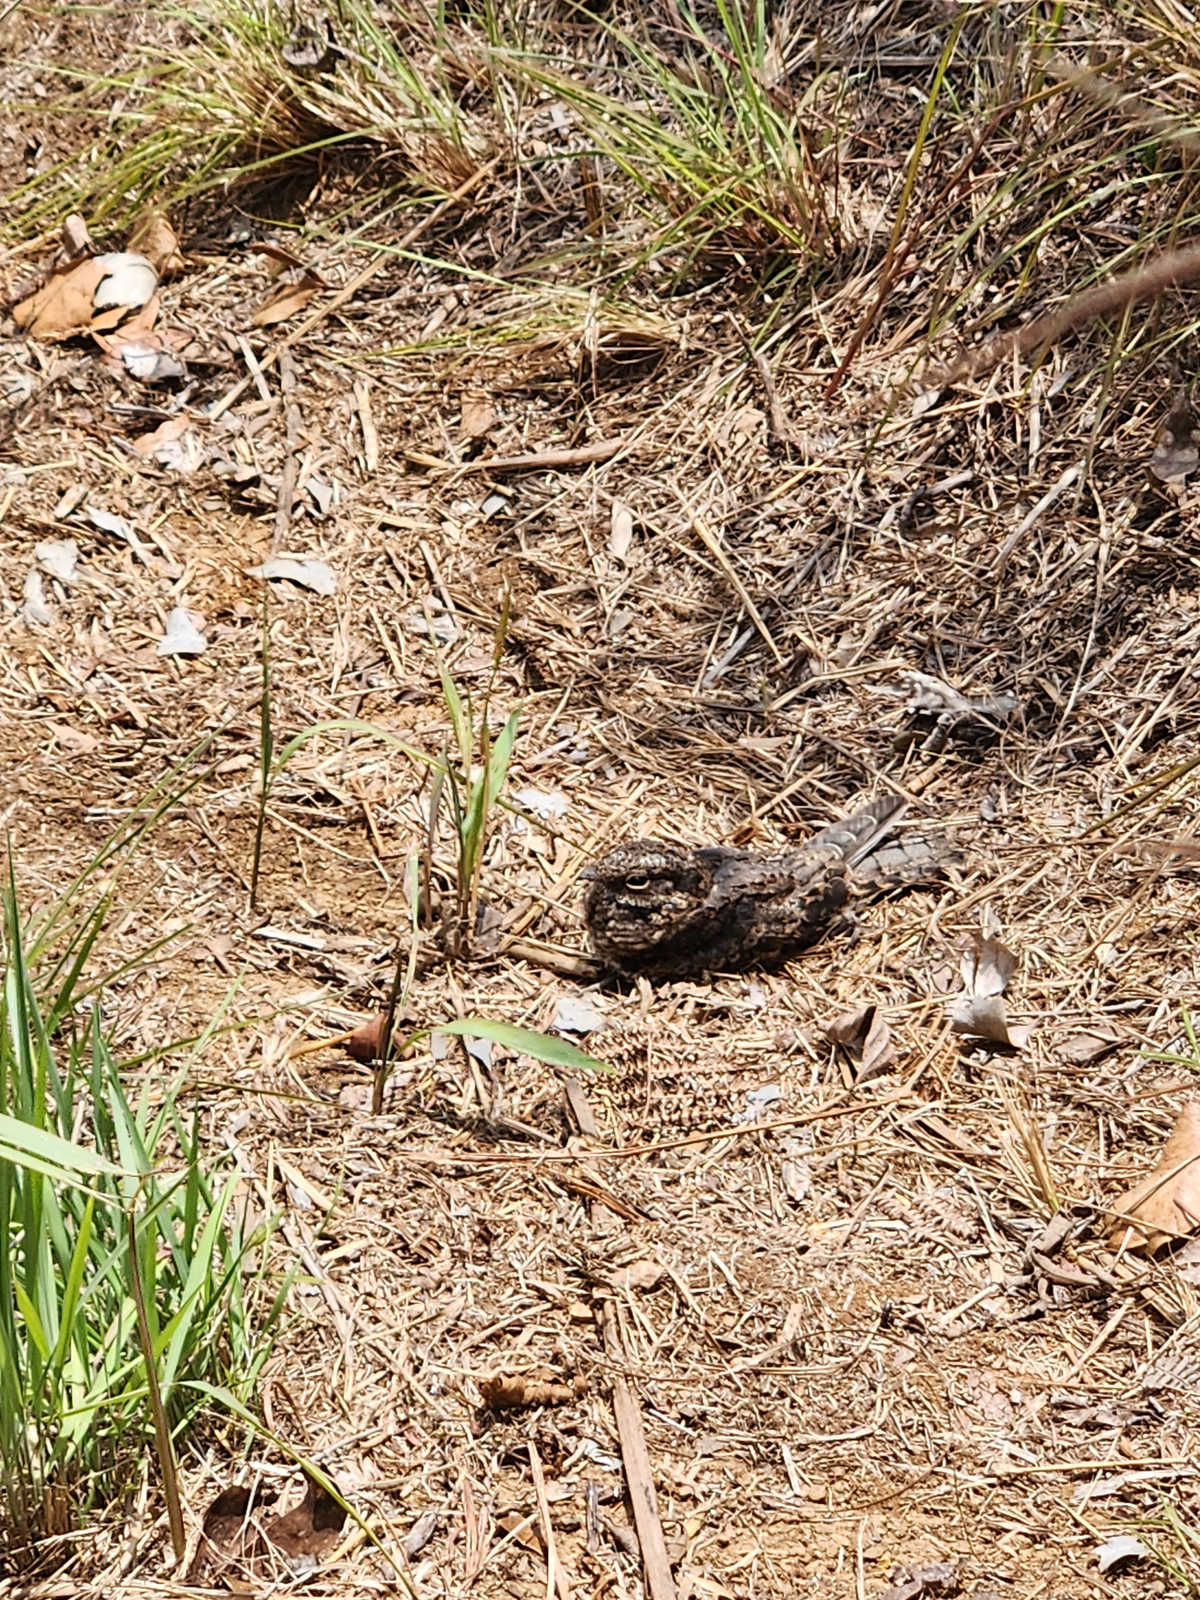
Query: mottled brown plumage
581,796,950,978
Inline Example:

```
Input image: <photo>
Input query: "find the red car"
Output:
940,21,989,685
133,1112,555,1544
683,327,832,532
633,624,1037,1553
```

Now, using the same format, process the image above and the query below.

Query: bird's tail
810,796,951,889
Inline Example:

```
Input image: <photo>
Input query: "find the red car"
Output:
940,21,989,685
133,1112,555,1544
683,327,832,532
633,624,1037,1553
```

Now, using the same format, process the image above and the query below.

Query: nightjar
580,796,951,978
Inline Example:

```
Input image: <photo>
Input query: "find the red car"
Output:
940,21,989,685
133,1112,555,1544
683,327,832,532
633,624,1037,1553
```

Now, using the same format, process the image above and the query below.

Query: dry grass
3,0,1200,1594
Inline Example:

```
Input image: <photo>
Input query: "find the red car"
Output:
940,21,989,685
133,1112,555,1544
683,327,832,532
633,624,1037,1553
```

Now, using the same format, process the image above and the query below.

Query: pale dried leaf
133,415,202,472
1059,1023,1124,1064
512,785,567,820
553,994,606,1035
402,1510,439,1559
609,500,635,560
305,475,335,515
86,505,135,541
738,1082,782,1122
948,934,1030,1047
911,387,943,419
60,214,94,259
949,993,1030,1048
1107,1102,1200,1254
158,606,207,656
1095,1535,1148,1574
35,539,78,583
960,936,1015,996
609,1260,665,1293
249,557,337,596
96,323,183,383
84,504,156,563
21,570,53,625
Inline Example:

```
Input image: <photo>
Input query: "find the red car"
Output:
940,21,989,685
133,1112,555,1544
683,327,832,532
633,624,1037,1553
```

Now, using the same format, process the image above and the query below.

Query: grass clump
0,864,284,1567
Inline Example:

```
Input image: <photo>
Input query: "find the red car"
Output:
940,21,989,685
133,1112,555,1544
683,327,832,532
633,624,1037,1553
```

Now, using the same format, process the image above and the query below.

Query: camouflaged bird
580,796,950,978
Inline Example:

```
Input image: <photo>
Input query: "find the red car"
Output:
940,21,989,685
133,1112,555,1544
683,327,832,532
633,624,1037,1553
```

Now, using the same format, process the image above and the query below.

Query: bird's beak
578,865,597,882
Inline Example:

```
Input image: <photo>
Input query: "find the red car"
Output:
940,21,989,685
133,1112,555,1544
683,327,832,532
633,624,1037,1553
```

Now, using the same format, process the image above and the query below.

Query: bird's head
580,840,718,961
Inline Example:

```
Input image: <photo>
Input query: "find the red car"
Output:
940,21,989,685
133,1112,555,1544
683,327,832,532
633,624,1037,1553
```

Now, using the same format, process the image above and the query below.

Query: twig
680,500,784,667
450,438,627,474
924,240,1200,389
528,1442,571,1600
746,342,800,447
600,1304,676,1600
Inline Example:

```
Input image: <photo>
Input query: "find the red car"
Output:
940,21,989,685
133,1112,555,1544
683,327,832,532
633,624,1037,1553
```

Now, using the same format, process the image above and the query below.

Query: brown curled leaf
479,1370,586,1409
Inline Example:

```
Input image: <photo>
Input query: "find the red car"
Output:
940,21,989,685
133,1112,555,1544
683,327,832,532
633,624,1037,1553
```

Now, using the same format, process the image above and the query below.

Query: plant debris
826,1003,897,1083
948,934,1031,1049
157,606,206,656
248,556,338,595
478,1370,586,1409
1108,1102,1200,1254
14,250,158,340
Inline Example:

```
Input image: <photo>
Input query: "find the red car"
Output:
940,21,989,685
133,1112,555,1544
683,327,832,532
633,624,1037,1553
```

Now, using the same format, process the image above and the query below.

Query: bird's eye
624,874,651,891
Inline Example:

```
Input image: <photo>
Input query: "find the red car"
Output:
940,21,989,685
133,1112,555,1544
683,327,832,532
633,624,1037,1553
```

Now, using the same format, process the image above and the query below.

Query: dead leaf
459,394,496,439
256,240,320,276
1108,1102,1200,1254
132,415,189,456
188,1473,345,1583
128,209,186,276
478,1370,585,1409
90,294,182,382
251,271,321,327
948,934,1030,1048
1150,404,1199,483
90,253,159,333
1095,1534,1149,1574
609,500,635,560
85,505,156,562
1059,1023,1124,1064
14,257,109,339
264,1472,346,1562
35,539,78,584
826,1004,897,1083
187,1482,273,1582
158,607,207,656
553,993,605,1035
248,556,337,595
403,1509,439,1558
305,475,335,515
496,1510,543,1554
21,571,53,626
609,1259,665,1294
133,415,202,471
